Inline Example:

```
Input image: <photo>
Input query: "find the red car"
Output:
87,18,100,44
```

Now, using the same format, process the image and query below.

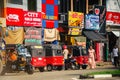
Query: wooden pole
4,0,6,18
71,0,73,11
86,0,88,14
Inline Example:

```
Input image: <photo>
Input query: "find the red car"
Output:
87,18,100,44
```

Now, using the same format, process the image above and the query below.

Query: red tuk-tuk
44,44,64,71
70,46,88,69
29,46,46,72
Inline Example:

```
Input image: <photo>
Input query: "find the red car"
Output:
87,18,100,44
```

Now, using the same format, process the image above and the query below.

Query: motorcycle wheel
47,65,53,71
26,65,34,74
38,67,44,72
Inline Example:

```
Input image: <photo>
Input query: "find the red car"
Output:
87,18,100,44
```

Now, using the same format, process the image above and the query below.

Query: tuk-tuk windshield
73,47,81,56
32,49,44,57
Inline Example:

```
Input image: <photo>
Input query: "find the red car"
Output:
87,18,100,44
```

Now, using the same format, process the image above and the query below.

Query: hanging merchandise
4,27,24,44
44,28,60,42
25,27,42,46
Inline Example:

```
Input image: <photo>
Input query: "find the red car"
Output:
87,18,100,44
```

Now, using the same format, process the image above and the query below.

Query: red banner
6,7,23,26
106,12,120,25
24,11,42,27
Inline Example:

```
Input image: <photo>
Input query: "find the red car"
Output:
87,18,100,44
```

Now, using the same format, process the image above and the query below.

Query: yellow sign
68,11,84,27
68,28,81,35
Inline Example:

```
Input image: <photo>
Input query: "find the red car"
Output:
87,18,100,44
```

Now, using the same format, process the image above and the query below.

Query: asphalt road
0,66,119,80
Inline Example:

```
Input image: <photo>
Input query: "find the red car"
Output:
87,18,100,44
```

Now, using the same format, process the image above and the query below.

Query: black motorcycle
65,55,79,70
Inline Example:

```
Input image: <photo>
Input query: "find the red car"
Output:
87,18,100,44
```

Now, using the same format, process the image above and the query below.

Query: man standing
63,45,69,70
112,45,119,67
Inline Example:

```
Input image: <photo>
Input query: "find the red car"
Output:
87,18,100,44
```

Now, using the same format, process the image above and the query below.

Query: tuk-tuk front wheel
38,67,44,72
47,65,53,71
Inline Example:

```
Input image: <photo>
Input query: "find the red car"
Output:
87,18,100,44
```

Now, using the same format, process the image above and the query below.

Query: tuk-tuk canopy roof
43,44,62,49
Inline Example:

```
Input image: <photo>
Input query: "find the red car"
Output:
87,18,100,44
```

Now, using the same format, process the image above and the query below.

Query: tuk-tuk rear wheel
81,64,87,69
47,65,53,71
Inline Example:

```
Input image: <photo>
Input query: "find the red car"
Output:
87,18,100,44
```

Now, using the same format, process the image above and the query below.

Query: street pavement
0,63,120,80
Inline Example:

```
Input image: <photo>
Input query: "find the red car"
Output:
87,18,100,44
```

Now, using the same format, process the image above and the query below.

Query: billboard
85,14,99,30
24,11,42,27
68,11,84,27
106,11,120,25
6,7,23,26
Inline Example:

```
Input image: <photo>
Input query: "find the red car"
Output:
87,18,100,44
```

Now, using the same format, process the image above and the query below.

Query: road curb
94,74,112,78
79,74,120,79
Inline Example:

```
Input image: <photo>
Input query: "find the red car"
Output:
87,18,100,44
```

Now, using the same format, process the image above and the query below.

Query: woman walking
88,46,96,69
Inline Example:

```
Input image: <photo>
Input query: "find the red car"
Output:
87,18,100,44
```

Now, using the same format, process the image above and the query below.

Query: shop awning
83,31,107,42
112,31,120,37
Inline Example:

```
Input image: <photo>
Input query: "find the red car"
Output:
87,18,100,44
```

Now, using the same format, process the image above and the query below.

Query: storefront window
7,0,23,5
28,0,37,11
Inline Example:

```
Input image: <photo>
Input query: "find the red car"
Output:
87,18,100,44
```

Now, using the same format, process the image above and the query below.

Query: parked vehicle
28,46,46,72
1,44,33,75
44,44,64,71
68,46,88,69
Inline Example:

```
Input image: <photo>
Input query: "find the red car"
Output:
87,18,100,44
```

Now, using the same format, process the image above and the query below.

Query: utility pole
86,0,88,14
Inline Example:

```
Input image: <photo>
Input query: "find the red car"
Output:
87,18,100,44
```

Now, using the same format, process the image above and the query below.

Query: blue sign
85,14,99,30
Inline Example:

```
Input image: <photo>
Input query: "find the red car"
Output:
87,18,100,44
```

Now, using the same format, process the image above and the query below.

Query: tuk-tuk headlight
34,59,37,62
38,58,42,60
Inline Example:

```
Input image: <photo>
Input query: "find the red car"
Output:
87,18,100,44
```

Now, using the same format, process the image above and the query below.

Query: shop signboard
68,28,81,35
25,28,42,46
85,14,99,30
106,11,120,26
24,11,42,27
68,11,84,27
6,7,23,26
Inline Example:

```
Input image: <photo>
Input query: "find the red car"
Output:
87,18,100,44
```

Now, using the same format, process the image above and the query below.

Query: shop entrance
108,32,118,53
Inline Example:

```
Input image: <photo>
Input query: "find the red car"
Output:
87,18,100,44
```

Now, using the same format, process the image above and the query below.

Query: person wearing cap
63,45,69,70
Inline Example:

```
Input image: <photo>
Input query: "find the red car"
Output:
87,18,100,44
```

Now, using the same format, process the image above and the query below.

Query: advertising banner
68,11,84,27
85,14,99,30
94,5,106,33
106,11,120,26
6,7,23,26
24,11,42,27
25,28,42,46
68,28,81,35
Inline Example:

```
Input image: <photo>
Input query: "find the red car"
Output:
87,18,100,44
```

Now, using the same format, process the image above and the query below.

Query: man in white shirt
112,45,119,67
